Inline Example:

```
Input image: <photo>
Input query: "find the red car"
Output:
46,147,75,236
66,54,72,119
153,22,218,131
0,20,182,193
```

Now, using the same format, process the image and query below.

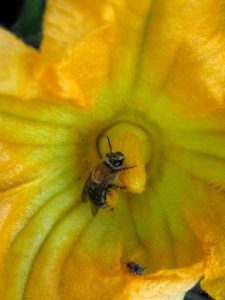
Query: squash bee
82,136,134,216
126,262,146,275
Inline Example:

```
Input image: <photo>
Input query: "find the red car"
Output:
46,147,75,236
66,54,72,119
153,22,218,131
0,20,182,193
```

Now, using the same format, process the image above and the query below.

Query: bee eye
113,160,121,167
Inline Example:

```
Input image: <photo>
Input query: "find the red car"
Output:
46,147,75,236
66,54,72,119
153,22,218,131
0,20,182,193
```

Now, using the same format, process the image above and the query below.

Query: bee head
105,152,125,169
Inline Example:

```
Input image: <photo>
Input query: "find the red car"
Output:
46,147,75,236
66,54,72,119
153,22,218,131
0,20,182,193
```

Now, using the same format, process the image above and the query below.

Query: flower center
96,118,162,182
75,114,203,277
86,119,161,209
97,120,152,165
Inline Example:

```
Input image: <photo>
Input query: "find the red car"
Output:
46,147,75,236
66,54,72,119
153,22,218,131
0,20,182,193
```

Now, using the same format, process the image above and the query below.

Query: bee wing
81,174,91,203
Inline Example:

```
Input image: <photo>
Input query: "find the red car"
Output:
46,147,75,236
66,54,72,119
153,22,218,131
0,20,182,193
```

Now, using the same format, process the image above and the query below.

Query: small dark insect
126,262,146,275
82,136,134,216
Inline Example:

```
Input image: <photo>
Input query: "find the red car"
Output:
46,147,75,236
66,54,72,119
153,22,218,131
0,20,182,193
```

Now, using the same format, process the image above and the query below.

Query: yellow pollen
106,191,118,210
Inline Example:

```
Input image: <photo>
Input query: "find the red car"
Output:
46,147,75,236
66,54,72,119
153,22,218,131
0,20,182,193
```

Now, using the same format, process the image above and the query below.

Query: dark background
0,0,23,28
0,0,45,48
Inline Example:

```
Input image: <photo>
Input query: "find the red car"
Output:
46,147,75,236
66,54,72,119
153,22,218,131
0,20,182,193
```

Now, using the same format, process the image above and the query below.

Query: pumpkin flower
1,0,225,299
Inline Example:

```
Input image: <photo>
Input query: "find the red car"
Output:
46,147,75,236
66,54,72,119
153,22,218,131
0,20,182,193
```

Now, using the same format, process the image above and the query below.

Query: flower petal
0,97,204,300
39,0,165,107
161,108,225,299
0,28,44,99
0,98,80,298
37,0,114,107
135,0,225,114
186,181,225,300
1,1,225,299
41,0,225,113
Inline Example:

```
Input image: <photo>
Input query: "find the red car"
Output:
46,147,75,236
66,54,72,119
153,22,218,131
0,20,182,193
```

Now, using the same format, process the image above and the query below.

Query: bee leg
111,165,137,173
120,165,137,171
108,184,127,190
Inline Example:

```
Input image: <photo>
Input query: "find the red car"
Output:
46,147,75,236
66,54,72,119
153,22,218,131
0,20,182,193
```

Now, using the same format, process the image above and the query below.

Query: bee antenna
107,136,113,153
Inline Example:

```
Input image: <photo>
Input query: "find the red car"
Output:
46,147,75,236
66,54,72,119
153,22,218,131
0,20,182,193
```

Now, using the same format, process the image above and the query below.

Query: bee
82,136,134,216
126,262,146,275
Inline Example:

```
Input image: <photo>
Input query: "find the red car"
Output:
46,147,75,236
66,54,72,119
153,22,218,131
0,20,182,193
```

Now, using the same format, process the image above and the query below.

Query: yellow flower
0,0,225,299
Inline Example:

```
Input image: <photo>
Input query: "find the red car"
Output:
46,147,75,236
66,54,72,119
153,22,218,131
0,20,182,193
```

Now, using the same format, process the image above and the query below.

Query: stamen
112,132,146,194
106,191,118,209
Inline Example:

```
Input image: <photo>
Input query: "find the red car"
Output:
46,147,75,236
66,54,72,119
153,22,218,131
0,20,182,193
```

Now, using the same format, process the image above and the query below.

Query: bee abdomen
88,182,107,207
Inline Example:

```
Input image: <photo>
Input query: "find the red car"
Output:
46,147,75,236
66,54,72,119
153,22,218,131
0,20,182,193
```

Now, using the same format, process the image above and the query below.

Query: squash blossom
1,0,225,299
